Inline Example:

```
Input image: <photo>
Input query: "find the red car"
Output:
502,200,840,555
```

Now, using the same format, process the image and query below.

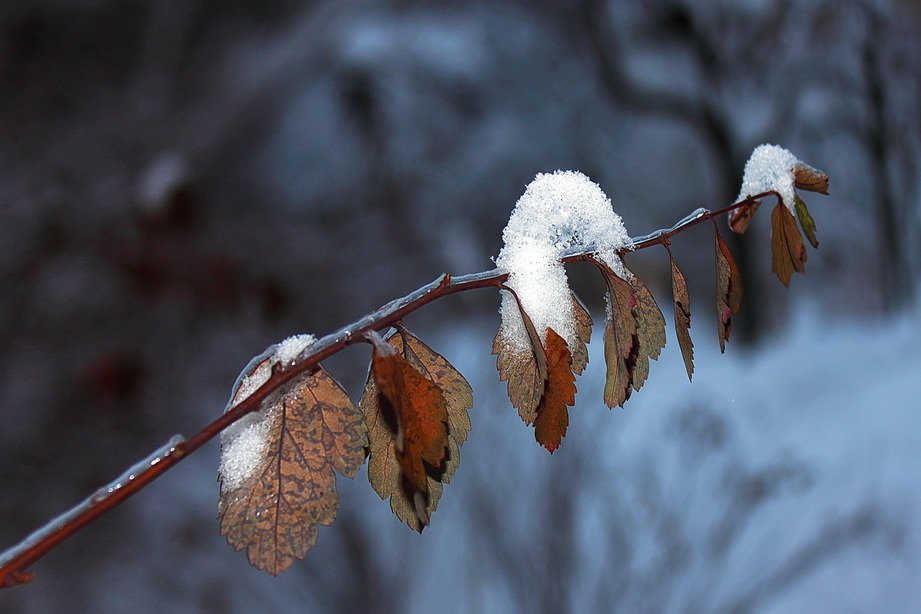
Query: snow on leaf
715,229,743,353
496,170,631,354
736,144,801,211
493,289,548,425
533,328,576,453
218,367,366,576
771,202,807,286
359,327,472,532
794,194,819,249
219,334,321,495
670,256,694,381
494,291,582,452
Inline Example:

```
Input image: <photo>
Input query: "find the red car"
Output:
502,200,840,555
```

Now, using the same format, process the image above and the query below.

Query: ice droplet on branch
496,170,631,351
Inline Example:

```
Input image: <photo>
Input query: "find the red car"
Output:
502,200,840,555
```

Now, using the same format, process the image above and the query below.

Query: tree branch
0,192,772,588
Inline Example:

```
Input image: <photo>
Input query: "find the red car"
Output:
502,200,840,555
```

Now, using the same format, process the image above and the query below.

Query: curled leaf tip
793,163,830,195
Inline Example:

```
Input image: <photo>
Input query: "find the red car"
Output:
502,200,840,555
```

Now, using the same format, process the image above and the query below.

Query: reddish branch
0,192,774,588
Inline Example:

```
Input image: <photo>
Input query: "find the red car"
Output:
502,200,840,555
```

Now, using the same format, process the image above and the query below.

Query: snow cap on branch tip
737,144,804,213
497,170,631,351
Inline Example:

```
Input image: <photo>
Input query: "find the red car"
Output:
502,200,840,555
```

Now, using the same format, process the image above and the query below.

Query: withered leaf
219,367,367,575
771,202,807,286
533,327,577,453
793,194,819,249
602,269,639,408
367,333,449,497
493,291,583,452
360,327,472,531
571,293,593,376
670,257,694,380
493,290,548,425
630,277,666,392
793,162,830,195
729,199,762,234
715,230,744,353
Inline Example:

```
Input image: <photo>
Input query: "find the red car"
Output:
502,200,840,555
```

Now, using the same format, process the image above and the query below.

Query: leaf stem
0,190,778,588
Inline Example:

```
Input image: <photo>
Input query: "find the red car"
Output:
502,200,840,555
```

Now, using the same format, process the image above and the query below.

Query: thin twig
0,191,774,588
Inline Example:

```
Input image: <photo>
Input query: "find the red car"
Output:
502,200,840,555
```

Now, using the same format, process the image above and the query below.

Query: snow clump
496,170,632,351
219,334,316,493
274,333,316,367
736,144,801,212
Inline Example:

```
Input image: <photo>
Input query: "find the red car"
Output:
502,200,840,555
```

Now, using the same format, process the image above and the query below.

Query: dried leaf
360,328,468,531
794,194,819,249
493,291,548,425
570,293,593,376
630,277,666,392
368,334,449,495
533,327,577,452
493,291,582,452
715,230,744,353
729,199,762,234
670,257,694,380
219,367,367,575
771,203,807,286
793,163,830,195
601,269,639,408
391,327,472,479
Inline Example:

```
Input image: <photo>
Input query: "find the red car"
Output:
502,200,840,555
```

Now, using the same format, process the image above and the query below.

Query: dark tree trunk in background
862,7,913,311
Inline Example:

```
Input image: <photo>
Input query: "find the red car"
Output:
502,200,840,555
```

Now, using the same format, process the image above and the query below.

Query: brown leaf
602,270,639,408
793,162,829,195
493,291,583,452
570,293,593,376
771,203,807,286
670,257,694,380
533,327,577,452
390,327,472,479
493,290,548,425
368,334,449,495
729,199,762,234
715,230,744,353
219,367,367,575
630,277,666,392
360,328,468,531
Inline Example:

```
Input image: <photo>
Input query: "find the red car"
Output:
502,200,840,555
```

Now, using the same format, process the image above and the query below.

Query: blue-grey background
2,1,921,612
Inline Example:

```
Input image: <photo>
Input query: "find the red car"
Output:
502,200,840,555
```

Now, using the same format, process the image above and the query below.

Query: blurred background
2,0,921,611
